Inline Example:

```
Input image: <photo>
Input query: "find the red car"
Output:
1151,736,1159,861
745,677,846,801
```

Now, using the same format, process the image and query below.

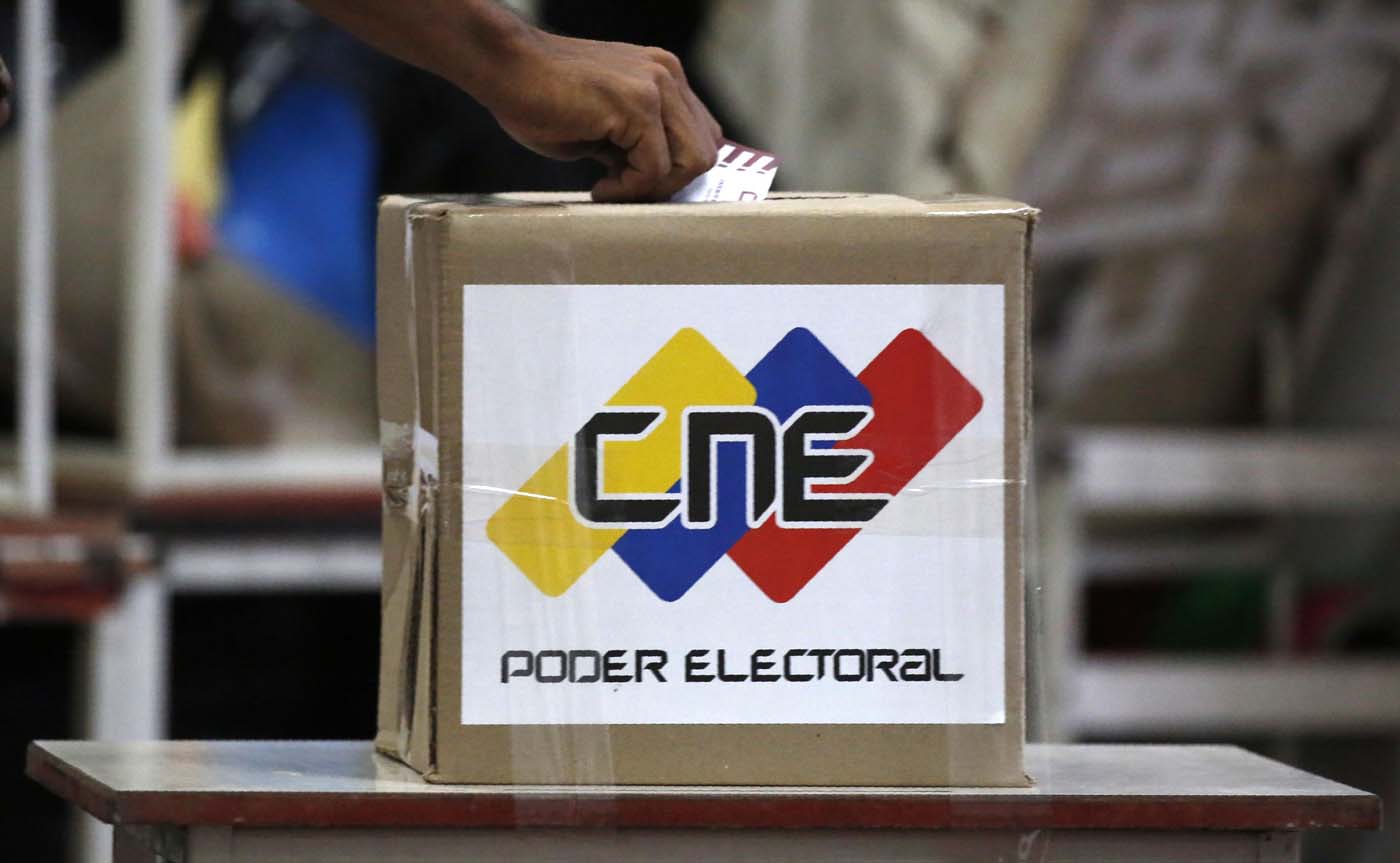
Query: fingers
655,48,723,147
592,80,672,203
655,71,717,192
687,89,723,146
591,48,721,203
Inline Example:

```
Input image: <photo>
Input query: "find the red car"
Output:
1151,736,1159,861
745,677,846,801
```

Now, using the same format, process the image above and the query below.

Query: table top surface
28,741,1380,832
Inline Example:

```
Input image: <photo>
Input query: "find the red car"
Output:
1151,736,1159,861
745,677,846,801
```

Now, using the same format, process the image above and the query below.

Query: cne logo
570,403,890,531
486,327,983,603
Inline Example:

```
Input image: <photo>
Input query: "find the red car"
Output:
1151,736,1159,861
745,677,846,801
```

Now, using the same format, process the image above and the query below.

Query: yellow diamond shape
486,328,756,596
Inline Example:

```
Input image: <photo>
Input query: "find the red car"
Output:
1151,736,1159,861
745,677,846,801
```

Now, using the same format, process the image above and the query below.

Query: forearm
296,0,723,201
295,0,533,105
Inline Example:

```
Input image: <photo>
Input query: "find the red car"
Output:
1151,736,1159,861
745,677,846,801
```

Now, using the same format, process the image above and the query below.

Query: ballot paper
672,141,780,202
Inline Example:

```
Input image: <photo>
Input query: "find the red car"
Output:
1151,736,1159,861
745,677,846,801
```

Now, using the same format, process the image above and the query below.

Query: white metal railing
25,0,373,508
1038,428,1400,742
6,0,378,517
120,0,179,495
1,0,56,516
112,0,378,499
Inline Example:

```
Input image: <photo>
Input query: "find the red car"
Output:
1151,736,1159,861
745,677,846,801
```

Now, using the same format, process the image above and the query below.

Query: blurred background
2,1,1400,861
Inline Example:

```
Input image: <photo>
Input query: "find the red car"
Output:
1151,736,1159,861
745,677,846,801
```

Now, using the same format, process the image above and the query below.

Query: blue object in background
218,80,377,344
613,329,873,601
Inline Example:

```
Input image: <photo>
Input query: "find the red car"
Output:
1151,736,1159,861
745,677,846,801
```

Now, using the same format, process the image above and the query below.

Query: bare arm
297,0,721,202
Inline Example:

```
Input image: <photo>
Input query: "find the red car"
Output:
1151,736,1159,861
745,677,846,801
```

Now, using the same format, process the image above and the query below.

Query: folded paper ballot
673,140,781,202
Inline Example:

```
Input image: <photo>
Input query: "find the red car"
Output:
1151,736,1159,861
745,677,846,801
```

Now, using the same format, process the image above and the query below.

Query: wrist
443,0,540,108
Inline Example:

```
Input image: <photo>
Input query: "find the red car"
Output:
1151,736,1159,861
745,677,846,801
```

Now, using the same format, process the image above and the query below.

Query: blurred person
700,0,1016,194
0,0,721,447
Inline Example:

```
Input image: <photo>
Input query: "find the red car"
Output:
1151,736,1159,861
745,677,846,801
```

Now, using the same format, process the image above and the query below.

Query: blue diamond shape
612,328,871,601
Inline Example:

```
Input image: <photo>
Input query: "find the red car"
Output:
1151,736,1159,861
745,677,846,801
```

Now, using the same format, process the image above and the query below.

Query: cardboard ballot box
376,193,1034,786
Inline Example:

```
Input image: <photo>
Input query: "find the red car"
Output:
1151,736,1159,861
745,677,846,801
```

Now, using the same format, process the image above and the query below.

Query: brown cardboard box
376,192,1033,786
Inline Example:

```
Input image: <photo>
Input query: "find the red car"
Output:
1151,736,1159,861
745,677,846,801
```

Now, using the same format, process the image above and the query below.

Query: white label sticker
462,284,1006,725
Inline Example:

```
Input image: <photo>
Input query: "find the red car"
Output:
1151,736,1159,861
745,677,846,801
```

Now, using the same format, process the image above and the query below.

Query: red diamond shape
727,329,984,602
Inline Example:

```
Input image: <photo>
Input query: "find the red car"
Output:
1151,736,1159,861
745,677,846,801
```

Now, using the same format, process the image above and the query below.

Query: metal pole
122,0,178,493
17,0,55,514
72,576,170,863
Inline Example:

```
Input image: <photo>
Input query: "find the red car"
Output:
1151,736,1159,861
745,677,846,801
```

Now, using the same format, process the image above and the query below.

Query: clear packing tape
375,192,1038,798
378,420,439,761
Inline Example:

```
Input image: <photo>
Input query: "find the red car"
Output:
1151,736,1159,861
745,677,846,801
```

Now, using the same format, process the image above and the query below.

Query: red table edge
25,743,1381,832
133,487,382,523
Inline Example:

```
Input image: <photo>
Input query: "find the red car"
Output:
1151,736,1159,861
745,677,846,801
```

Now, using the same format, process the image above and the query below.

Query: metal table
28,741,1379,862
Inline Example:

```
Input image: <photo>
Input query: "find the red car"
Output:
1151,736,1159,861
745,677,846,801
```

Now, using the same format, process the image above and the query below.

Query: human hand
475,31,723,203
